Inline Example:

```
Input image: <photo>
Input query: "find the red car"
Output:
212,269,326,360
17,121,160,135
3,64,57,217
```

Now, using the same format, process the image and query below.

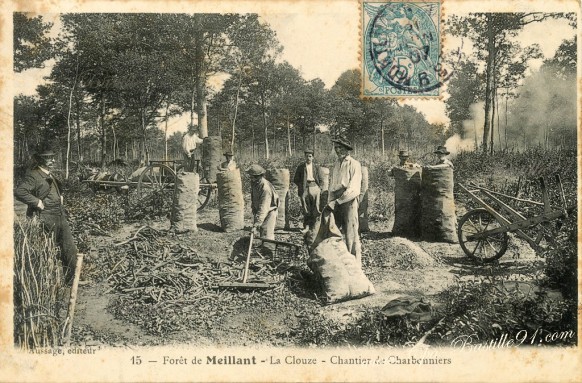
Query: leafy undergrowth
294,277,577,348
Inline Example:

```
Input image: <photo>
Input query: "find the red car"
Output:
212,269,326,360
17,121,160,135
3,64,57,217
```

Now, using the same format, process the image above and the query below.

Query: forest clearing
9,7,578,377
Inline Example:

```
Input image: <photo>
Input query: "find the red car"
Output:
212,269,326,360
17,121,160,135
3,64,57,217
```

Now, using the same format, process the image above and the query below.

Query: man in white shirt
182,124,204,172
326,136,363,266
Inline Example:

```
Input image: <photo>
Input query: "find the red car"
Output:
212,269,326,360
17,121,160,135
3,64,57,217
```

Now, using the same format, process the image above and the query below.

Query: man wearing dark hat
326,136,363,266
247,164,279,240
428,145,454,169
217,150,237,172
293,149,321,231
391,149,420,175
15,149,78,283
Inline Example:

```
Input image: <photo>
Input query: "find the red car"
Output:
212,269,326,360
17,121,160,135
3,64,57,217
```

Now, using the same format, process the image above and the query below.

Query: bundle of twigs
13,218,65,349
108,228,288,306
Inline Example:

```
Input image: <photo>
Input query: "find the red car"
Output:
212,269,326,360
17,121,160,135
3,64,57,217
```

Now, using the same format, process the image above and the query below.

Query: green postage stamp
362,0,443,97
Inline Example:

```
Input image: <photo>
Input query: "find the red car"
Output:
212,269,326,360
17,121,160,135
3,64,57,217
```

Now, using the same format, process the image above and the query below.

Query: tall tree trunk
490,81,496,155
111,125,117,160
482,15,495,153
75,93,82,162
195,27,208,138
381,119,385,156
190,88,196,128
286,117,292,156
164,102,170,161
251,124,256,160
231,74,243,151
261,94,269,159
65,85,75,179
141,110,148,165
504,89,508,150
100,97,107,168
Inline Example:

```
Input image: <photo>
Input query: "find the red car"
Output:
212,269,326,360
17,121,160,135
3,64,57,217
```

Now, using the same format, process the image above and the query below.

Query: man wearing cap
293,149,321,231
247,164,280,240
217,150,237,172
428,145,454,169
391,149,420,175
15,149,78,283
326,136,363,265
182,123,204,172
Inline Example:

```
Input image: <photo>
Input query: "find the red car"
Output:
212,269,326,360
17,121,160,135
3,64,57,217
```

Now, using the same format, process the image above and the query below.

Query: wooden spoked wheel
458,208,509,263
137,164,176,215
197,178,212,212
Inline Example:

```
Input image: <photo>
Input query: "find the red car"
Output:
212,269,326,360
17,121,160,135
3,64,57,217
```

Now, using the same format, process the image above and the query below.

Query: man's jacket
15,168,63,216
293,162,321,196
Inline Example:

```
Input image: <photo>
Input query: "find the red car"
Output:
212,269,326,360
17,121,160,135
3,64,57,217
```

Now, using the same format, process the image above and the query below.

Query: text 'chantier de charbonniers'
161,355,452,365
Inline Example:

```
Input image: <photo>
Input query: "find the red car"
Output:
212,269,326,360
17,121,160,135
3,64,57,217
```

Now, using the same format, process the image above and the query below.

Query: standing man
182,123,204,172
15,149,78,284
247,164,279,240
428,145,454,169
326,136,363,266
293,149,321,232
217,150,237,172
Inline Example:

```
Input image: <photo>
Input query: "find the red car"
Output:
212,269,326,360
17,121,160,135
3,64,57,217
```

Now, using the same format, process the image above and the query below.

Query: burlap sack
307,210,375,304
266,168,290,230
170,172,199,232
358,166,369,232
202,136,222,183
217,169,245,232
420,166,457,243
392,166,422,237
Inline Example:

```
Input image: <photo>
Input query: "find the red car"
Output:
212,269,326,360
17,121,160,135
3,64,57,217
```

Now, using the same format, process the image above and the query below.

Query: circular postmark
364,2,452,95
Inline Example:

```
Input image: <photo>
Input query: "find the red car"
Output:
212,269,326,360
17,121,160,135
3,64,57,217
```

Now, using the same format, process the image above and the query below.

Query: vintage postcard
1,0,580,382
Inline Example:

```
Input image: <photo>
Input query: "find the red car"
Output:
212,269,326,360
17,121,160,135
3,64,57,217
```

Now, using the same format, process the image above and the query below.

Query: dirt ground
58,198,541,348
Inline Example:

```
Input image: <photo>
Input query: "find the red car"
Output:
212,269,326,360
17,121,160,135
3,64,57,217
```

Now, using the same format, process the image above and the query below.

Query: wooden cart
457,175,576,263
82,160,215,214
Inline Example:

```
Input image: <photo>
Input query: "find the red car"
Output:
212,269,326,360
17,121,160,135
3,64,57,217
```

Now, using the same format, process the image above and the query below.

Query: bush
13,218,66,349
543,214,577,299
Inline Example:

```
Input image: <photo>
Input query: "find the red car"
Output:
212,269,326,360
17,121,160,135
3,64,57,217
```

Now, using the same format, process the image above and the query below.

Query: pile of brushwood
89,226,322,341
13,218,66,349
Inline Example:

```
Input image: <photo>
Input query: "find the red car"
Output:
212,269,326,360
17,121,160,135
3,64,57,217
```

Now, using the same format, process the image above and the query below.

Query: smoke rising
445,102,484,156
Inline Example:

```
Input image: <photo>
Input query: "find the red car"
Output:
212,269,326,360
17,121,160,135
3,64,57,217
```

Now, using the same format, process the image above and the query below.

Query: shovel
217,231,273,290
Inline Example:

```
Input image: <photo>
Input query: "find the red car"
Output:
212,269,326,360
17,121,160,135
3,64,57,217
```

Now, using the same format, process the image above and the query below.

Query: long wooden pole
64,254,84,347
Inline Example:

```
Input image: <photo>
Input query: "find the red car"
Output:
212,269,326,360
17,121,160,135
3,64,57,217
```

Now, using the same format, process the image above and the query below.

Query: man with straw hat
293,148,321,232
15,147,78,284
325,136,363,266
247,164,279,240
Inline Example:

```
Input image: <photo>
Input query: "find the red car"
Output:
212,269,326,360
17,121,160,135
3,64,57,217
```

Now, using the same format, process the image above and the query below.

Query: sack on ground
217,169,244,232
170,172,199,232
266,169,290,229
307,210,375,304
420,167,457,243
392,166,422,237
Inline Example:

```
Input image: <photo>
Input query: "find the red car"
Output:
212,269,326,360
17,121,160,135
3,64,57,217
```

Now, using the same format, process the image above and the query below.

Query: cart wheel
458,208,509,263
197,177,212,212
137,164,176,215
